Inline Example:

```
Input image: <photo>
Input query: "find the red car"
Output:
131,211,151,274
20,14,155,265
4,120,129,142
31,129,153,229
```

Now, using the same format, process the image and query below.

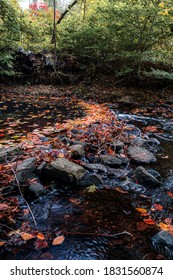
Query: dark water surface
0,95,173,260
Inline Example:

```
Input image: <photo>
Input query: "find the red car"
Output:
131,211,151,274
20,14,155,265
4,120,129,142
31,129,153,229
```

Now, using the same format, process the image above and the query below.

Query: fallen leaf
152,204,163,211
115,187,128,194
167,191,173,198
37,233,45,240
86,185,97,193
0,241,5,246
52,235,65,245
8,229,21,236
35,239,49,249
20,233,35,241
135,207,147,214
143,218,156,225
159,222,169,231
136,221,149,231
0,203,10,211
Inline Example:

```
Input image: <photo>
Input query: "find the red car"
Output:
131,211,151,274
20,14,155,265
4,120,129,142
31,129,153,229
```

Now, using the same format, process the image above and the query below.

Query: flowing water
0,94,173,260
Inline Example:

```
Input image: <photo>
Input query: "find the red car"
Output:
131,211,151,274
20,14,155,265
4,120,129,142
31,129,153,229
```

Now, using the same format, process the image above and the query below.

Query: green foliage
57,0,173,77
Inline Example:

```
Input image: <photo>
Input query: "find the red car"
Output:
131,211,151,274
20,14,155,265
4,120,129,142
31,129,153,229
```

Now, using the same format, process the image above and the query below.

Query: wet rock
29,182,45,197
16,157,37,183
128,145,156,164
119,95,134,105
77,173,103,187
120,179,146,193
70,144,85,158
114,141,124,152
100,155,122,167
83,163,107,173
107,167,129,178
36,161,47,174
147,169,161,178
152,230,173,259
162,175,173,191
0,146,23,163
45,158,86,183
134,166,160,188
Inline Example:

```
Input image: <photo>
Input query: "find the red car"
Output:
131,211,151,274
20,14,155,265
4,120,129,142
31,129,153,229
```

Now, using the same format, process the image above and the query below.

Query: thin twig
5,158,37,227
64,230,133,238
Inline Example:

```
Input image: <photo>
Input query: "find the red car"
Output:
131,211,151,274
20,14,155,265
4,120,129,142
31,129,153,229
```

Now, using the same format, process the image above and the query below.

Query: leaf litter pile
0,87,173,259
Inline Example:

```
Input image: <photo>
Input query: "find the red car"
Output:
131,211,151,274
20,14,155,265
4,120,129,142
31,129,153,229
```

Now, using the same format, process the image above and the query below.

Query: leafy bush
57,0,173,77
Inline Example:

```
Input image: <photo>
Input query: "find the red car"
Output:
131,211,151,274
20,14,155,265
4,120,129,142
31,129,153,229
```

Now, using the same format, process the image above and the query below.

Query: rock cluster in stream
0,134,173,259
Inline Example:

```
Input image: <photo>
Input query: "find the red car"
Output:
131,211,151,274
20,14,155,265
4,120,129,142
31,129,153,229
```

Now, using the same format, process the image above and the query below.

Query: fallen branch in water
5,156,37,227
63,231,133,239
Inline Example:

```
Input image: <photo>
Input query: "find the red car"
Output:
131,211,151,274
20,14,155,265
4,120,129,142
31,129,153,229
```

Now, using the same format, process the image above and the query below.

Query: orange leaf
20,233,35,241
143,218,156,225
52,235,65,245
140,212,149,217
135,207,147,214
37,233,45,240
0,241,5,246
159,222,169,231
115,187,128,194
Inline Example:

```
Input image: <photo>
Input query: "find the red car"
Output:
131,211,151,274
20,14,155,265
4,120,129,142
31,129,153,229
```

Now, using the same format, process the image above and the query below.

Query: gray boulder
16,157,37,183
100,155,122,167
77,173,103,187
152,230,173,259
83,163,107,173
119,95,134,105
0,146,23,163
134,166,160,188
45,158,86,183
29,182,45,197
128,145,156,164
120,179,146,193
70,144,85,157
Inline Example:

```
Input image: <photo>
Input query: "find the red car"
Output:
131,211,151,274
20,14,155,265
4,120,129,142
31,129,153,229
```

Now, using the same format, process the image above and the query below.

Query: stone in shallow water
45,158,86,183
77,173,103,187
0,146,23,163
128,145,156,164
152,230,173,259
29,182,45,197
134,166,160,188
16,157,37,183
83,163,107,173
100,155,122,167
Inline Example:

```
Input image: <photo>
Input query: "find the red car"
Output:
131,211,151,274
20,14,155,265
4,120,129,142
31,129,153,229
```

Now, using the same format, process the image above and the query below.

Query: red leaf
0,203,10,211
143,218,156,225
35,239,49,249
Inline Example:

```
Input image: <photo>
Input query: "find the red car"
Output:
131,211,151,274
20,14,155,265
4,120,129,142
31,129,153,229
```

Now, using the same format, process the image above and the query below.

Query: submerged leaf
52,235,65,245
